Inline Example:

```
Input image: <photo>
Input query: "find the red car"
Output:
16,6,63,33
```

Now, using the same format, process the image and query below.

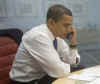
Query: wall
0,0,100,45
0,0,88,32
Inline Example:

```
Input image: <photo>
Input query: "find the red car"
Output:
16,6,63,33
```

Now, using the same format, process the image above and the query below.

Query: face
52,14,73,38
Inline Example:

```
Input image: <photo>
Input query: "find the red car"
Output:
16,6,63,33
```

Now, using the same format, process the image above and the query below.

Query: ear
47,18,55,27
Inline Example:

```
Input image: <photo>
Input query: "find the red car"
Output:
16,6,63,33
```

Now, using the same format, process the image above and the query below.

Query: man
10,4,80,84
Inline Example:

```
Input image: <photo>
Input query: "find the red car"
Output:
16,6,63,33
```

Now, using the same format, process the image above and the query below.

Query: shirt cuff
70,48,80,64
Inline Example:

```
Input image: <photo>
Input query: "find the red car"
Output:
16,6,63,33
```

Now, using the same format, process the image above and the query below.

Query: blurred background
0,0,100,67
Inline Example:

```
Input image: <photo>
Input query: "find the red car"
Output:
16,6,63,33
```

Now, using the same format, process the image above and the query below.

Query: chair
0,28,23,84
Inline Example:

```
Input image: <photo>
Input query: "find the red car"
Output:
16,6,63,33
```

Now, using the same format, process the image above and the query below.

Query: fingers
69,27,77,45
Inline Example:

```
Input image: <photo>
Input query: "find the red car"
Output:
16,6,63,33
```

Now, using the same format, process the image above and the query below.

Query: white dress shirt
10,24,80,82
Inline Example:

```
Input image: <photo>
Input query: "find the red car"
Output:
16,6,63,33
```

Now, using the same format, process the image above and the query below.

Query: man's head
47,4,73,38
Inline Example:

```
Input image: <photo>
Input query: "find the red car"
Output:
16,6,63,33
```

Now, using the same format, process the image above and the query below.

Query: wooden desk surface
52,65,100,84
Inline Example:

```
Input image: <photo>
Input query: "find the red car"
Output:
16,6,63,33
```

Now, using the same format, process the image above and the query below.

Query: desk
52,65,100,84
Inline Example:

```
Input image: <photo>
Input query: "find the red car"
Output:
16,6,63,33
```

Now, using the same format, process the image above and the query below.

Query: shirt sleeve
22,34,70,78
57,38,80,65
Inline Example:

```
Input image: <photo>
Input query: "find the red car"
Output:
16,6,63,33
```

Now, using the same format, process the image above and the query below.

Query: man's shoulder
31,24,46,30
23,24,49,40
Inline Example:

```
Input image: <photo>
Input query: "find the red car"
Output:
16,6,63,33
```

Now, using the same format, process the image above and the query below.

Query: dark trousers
11,75,56,84
11,80,39,84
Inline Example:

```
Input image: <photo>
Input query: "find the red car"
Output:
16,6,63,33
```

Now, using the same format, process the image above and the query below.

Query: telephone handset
66,33,73,39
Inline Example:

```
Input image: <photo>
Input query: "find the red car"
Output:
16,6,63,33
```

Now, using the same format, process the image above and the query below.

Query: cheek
57,25,66,35
62,27,67,33
57,29,63,36
60,28,66,35
67,28,72,32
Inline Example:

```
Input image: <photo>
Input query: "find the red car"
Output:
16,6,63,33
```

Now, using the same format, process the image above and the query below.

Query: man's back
10,24,52,82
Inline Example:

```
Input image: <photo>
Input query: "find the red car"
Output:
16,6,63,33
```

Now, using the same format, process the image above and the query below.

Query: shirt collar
45,24,55,41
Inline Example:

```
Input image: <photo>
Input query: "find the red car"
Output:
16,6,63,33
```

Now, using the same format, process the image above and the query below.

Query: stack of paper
86,78,100,84
68,68,100,82
68,74,96,81
82,68,100,77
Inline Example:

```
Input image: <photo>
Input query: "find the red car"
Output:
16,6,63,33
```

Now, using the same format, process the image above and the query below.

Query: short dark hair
47,4,72,22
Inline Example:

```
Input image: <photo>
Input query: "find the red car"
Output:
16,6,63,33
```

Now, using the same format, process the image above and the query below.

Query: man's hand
69,28,77,46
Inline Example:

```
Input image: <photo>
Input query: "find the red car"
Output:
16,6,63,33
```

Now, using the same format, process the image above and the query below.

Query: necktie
53,38,57,50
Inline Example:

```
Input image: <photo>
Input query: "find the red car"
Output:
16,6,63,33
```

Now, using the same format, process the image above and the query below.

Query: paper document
86,78,100,84
82,68,100,77
68,74,96,81
68,68,100,82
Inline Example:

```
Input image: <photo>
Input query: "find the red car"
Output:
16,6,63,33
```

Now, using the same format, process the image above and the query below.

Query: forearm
60,48,80,65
